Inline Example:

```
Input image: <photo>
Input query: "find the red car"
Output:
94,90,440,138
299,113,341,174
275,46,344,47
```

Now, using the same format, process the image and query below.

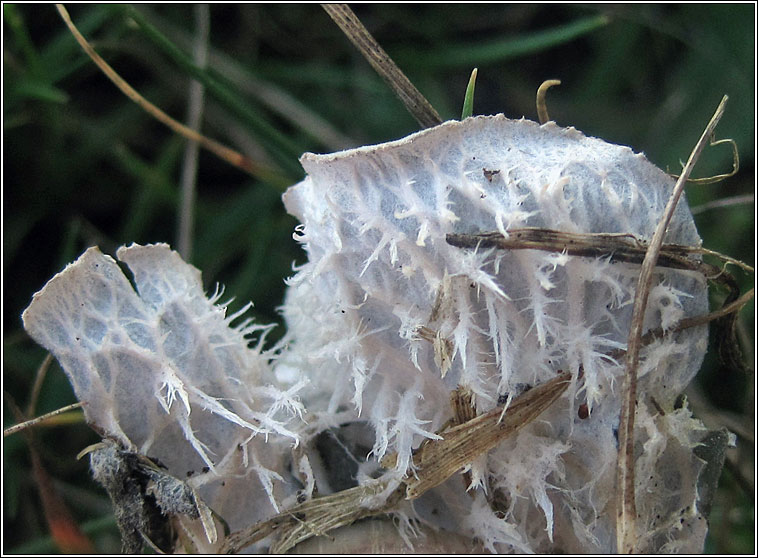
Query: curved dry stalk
321,4,442,129
616,94,728,554
536,79,561,123
55,4,266,179
672,137,740,185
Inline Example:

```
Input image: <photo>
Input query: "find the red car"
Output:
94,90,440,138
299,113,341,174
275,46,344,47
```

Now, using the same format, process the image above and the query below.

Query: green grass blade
134,6,354,152
11,80,69,103
105,4,304,179
40,5,112,83
461,68,477,120
395,14,609,69
4,4,45,79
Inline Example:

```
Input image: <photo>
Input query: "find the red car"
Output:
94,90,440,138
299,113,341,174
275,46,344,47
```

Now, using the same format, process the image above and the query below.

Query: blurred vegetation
3,4,753,554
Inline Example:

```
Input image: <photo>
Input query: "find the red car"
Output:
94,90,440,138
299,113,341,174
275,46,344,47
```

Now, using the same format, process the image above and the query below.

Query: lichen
23,115,718,553
277,115,711,552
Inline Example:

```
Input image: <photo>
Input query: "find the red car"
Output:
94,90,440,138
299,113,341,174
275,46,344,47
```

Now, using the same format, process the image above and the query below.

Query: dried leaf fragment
381,372,571,499
402,372,571,499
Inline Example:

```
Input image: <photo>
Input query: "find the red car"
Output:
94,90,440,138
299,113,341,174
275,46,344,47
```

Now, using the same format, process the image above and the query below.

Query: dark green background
4,4,754,553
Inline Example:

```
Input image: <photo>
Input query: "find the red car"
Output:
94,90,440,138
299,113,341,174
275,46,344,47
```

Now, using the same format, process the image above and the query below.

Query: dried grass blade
223,374,570,553
55,4,264,179
220,480,403,554
404,372,571,499
616,95,729,554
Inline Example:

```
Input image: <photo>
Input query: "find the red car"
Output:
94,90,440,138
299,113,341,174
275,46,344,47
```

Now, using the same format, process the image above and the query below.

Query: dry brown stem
616,95,729,553
447,227,751,374
321,4,442,129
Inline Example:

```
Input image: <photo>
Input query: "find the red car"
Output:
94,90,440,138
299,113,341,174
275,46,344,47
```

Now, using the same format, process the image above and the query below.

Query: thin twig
177,4,209,260
616,95,728,554
446,228,753,274
321,4,442,129
619,288,752,356
447,228,751,375
55,4,262,179
4,401,84,437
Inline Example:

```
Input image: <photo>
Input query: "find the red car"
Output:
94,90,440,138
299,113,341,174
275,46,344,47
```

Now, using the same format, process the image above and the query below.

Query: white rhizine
23,115,714,552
